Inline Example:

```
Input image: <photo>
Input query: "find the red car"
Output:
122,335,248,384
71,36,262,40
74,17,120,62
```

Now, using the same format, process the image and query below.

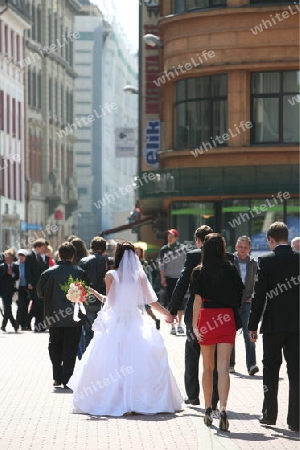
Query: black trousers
26,290,45,331
262,332,299,429
1,294,17,329
16,287,29,329
48,326,82,385
185,325,219,407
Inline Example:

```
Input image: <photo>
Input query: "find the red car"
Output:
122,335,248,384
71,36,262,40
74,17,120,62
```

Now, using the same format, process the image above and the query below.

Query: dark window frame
250,70,300,145
174,74,227,150
173,0,226,14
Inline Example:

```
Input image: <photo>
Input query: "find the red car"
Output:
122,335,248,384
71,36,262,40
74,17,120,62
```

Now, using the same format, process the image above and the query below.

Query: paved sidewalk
0,311,299,450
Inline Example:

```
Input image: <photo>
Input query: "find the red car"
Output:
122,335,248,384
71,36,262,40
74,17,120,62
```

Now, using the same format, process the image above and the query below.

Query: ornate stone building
139,0,299,253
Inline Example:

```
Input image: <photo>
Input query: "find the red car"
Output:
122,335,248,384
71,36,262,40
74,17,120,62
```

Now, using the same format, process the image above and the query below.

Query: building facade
74,2,138,244
25,0,81,250
139,0,299,254
0,0,30,250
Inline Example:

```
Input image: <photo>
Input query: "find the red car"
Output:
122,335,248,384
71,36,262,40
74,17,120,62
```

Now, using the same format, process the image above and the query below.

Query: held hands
164,312,174,324
249,331,258,342
88,287,106,303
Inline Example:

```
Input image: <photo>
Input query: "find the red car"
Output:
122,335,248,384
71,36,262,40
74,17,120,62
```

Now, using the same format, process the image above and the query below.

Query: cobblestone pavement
0,307,299,450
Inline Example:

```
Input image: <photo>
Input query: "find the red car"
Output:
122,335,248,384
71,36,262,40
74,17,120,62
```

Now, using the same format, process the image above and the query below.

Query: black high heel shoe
204,407,213,426
219,410,229,431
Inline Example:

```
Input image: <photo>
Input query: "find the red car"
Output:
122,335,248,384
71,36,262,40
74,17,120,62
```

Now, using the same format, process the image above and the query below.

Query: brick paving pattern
0,307,299,450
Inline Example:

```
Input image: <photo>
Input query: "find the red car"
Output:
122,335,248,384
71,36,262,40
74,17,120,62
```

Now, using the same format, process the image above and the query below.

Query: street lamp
123,85,139,95
143,34,163,48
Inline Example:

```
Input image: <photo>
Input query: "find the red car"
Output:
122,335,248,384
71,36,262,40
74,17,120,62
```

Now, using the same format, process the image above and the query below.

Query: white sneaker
170,325,176,335
177,324,184,334
229,366,235,373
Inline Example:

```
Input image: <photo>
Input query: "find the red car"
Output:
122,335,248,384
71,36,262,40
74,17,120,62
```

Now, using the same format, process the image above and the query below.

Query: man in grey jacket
159,229,187,335
230,236,258,375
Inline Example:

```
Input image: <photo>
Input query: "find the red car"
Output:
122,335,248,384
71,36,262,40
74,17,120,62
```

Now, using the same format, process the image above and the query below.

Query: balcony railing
139,165,299,199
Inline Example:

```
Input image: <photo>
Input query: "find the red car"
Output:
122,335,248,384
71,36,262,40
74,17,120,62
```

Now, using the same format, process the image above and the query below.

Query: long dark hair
72,238,88,265
114,241,135,269
193,233,230,283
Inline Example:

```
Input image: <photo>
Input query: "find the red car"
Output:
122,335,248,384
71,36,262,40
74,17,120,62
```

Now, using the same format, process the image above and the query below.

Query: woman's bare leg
216,343,233,411
201,344,216,408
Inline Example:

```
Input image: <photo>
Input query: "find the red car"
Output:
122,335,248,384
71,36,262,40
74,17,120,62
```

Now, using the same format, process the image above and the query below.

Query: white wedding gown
68,256,182,417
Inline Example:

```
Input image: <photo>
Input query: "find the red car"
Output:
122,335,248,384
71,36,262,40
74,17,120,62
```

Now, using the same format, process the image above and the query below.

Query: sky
94,0,139,51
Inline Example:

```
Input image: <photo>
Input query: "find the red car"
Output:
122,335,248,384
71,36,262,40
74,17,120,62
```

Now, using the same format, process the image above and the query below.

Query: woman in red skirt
192,234,244,431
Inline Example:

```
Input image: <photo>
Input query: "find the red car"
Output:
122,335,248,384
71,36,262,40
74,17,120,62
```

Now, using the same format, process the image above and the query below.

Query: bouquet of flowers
60,275,89,322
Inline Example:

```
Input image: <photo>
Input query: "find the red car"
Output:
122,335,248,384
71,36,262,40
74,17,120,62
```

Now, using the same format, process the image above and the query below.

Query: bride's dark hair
114,241,135,269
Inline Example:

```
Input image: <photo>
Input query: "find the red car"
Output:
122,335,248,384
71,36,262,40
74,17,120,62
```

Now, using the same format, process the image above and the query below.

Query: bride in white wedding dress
68,242,183,416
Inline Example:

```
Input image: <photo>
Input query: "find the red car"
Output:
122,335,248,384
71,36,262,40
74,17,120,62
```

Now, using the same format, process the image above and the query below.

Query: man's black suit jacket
248,245,299,334
25,252,49,289
0,262,19,297
168,248,234,325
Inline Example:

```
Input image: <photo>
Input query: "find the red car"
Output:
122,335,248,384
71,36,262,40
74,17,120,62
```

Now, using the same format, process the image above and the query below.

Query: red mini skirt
197,308,236,345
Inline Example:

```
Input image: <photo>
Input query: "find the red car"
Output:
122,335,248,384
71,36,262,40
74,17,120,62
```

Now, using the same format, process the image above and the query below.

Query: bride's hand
164,312,174,324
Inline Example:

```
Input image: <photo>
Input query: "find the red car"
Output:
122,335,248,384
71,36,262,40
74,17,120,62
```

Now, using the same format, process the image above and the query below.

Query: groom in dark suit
248,221,300,432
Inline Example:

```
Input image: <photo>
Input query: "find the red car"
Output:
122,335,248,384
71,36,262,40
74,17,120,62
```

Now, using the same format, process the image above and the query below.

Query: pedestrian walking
15,249,29,331
248,221,300,432
25,239,49,332
0,249,19,332
229,236,258,376
192,233,244,431
159,229,186,335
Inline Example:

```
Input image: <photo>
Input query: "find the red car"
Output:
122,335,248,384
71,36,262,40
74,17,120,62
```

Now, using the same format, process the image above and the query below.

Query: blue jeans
230,302,257,370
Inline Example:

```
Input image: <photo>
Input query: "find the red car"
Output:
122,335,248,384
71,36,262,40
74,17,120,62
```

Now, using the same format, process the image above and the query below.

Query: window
6,94,10,134
12,98,16,137
48,11,52,46
251,71,300,144
4,25,8,54
250,0,292,3
37,6,41,44
16,35,20,63
78,187,88,195
11,30,14,62
32,69,37,108
0,21,2,54
49,77,53,113
18,102,21,139
38,71,42,110
0,90,4,131
174,0,226,13
175,75,227,149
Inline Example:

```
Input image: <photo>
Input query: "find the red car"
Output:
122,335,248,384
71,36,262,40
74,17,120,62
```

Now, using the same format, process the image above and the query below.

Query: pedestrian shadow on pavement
85,413,181,422
269,428,300,441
